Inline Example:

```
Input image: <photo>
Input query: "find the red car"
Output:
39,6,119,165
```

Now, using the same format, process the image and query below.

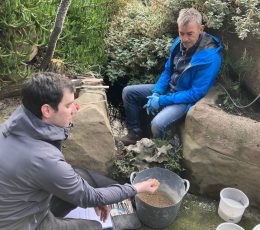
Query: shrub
0,0,57,83
0,0,125,85
105,0,259,85
166,0,259,39
55,0,128,75
105,0,174,85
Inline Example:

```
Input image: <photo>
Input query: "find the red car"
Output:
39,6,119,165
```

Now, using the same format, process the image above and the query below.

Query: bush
166,0,259,39
0,0,57,83
105,0,174,85
105,0,259,85
0,0,125,85
55,0,127,75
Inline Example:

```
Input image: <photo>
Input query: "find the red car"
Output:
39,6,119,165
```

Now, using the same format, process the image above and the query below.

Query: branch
40,0,72,70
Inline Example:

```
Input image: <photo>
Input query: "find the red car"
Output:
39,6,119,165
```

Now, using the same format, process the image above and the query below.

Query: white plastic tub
216,223,244,230
253,224,260,230
218,188,249,223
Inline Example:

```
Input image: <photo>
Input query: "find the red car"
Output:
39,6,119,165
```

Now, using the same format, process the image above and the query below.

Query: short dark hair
22,72,74,118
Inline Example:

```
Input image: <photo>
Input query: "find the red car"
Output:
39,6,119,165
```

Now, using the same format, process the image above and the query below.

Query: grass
138,193,260,230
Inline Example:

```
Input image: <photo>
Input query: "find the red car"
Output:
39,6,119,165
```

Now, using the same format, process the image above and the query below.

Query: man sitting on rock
0,72,160,230
119,8,223,146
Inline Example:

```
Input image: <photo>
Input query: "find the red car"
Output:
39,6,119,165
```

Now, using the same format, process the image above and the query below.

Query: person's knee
122,85,133,102
151,119,164,138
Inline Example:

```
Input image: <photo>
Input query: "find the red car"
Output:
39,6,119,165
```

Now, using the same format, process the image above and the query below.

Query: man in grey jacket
0,72,159,230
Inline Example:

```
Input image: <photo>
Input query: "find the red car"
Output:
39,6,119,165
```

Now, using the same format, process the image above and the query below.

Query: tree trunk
40,0,72,70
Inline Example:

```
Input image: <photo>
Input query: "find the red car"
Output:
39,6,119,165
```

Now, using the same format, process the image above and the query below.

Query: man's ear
200,25,205,32
41,104,53,119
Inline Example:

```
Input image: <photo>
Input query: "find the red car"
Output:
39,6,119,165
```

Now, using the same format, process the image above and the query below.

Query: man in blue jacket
0,72,159,230
119,8,223,146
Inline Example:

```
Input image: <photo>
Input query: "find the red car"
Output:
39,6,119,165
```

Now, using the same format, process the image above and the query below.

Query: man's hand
94,205,110,222
133,178,160,194
144,93,160,115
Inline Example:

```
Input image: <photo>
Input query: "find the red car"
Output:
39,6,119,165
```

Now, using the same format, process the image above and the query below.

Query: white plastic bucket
216,223,244,230
253,224,260,230
218,188,249,223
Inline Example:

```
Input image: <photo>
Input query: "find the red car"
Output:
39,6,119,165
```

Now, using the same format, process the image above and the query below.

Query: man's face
178,21,204,49
44,89,78,128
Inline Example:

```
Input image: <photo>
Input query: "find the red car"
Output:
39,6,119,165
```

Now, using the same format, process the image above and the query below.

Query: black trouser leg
50,168,118,217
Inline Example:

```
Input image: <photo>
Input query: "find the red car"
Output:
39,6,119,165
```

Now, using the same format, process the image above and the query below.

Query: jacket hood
1,105,67,142
173,33,222,64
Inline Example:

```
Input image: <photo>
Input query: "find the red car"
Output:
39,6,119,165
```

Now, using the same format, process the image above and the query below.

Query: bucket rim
216,222,245,230
253,224,260,230
220,187,249,208
130,167,183,183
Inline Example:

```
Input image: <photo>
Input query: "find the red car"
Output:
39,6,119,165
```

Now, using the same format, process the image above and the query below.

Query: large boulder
183,88,260,208
63,87,116,175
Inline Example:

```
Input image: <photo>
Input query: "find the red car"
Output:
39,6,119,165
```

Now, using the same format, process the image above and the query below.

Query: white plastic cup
216,223,245,230
253,224,260,230
218,187,249,223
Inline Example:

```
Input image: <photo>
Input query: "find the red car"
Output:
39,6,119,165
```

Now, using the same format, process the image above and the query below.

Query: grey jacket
0,106,136,230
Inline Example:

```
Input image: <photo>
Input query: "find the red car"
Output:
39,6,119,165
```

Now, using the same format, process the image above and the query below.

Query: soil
137,191,176,208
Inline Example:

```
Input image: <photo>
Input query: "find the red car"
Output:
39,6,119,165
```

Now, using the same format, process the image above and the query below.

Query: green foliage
218,49,255,112
0,0,57,83
165,0,259,39
105,0,259,85
105,0,174,85
0,0,124,84
112,151,138,183
56,0,126,75
112,139,183,183
231,0,260,40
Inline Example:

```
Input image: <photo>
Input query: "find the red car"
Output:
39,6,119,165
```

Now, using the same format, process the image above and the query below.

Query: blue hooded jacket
153,33,223,111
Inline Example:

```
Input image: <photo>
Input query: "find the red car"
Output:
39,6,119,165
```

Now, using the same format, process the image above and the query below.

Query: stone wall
182,88,260,208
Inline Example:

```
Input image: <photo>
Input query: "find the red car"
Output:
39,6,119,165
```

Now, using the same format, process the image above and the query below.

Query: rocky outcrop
183,88,260,208
63,81,116,175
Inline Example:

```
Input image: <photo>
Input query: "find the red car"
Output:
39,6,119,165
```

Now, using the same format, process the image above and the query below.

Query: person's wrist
133,183,144,193
152,92,160,97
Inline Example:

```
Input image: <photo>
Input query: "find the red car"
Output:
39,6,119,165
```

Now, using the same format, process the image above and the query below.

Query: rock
124,138,176,170
63,88,116,175
183,88,260,208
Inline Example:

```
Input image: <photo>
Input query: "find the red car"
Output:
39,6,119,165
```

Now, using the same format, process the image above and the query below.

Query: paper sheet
65,207,113,229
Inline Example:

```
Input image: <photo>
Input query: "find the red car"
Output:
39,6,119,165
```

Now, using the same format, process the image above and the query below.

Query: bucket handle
130,171,137,184
183,179,190,195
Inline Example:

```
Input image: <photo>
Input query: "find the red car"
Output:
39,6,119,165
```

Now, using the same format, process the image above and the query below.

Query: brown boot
117,130,142,146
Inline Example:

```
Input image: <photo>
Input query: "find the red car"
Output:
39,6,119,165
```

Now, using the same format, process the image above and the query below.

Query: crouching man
0,72,159,230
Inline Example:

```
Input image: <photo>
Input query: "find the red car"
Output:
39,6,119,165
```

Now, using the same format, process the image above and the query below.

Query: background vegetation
0,0,126,86
105,0,259,85
0,0,259,91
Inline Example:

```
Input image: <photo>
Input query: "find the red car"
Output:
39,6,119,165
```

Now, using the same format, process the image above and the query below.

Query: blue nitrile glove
148,94,160,113
145,93,160,115
144,93,160,115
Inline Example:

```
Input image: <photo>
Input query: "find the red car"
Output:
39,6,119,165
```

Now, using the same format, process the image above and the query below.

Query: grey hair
177,8,202,27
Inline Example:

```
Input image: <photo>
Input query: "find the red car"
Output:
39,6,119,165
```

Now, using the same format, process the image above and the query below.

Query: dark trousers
37,168,117,230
